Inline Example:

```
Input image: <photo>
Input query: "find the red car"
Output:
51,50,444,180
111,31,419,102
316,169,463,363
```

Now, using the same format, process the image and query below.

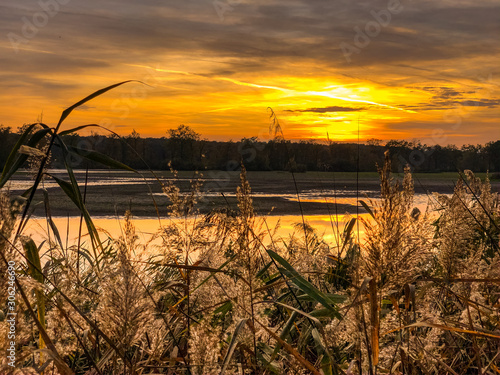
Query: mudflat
7,170,498,217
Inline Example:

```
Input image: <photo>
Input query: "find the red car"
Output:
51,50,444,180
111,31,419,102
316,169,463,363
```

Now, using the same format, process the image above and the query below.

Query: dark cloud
458,99,500,107
426,87,463,98
2,0,499,73
397,86,500,111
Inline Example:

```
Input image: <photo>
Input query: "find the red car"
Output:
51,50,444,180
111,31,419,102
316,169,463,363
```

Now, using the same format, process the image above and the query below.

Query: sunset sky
1,0,499,144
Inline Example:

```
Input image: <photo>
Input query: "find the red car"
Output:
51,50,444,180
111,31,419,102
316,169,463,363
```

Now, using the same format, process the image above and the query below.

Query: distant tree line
1,124,499,173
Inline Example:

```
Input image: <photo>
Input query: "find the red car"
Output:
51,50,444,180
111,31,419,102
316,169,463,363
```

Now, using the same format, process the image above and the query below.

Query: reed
0,84,499,375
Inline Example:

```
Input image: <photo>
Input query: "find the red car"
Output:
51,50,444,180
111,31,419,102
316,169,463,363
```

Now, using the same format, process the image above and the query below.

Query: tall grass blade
58,124,101,136
55,81,137,130
0,123,38,183
49,174,102,253
56,135,104,250
16,82,137,240
220,318,248,375
23,239,46,354
0,126,52,188
42,189,64,251
311,328,334,375
0,252,73,375
267,250,341,318
369,278,379,366
270,311,298,361
253,318,322,375
191,255,236,293
384,321,500,340
66,145,137,172
272,301,322,328
340,218,356,256
359,200,375,219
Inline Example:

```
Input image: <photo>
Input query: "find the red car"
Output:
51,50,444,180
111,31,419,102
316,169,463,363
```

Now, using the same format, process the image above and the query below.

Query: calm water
24,213,369,249
25,192,435,247
12,169,439,247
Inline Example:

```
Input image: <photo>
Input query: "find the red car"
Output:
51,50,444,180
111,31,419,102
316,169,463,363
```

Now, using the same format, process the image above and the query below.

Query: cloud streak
286,106,364,113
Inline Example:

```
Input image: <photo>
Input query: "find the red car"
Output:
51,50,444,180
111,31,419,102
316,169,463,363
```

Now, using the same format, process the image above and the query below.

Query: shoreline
6,170,498,218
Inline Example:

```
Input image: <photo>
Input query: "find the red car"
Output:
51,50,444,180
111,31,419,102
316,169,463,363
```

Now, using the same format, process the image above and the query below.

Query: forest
1,123,499,173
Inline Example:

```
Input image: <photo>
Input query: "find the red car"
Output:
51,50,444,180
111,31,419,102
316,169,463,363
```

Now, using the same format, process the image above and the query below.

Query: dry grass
0,85,499,374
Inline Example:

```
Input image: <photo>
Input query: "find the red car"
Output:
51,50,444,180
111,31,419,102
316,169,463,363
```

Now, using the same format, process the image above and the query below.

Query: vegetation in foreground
0,84,499,374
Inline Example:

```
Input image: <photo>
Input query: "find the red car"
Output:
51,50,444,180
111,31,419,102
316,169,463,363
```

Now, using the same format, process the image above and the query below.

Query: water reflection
12,170,442,250
24,213,369,249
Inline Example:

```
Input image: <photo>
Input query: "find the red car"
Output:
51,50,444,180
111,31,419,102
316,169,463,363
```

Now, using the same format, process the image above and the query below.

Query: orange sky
1,0,499,145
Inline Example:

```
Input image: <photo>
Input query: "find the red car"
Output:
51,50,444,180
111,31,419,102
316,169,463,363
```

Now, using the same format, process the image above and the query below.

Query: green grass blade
24,238,44,284
297,293,347,305
57,135,104,250
49,174,81,207
359,200,375,219
309,308,343,319
66,145,137,172
49,174,102,254
23,239,46,352
220,318,248,375
270,311,298,361
59,124,101,136
273,301,322,328
191,255,235,293
311,328,334,375
16,83,138,240
0,127,52,188
55,81,137,130
42,189,64,251
343,217,356,237
214,300,233,315
257,343,282,374
267,250,341,319
340,217,357,256
0,123,37,184
256,260,273,280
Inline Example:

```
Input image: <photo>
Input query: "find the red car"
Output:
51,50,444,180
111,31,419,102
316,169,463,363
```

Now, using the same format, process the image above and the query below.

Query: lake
9,169,486,246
